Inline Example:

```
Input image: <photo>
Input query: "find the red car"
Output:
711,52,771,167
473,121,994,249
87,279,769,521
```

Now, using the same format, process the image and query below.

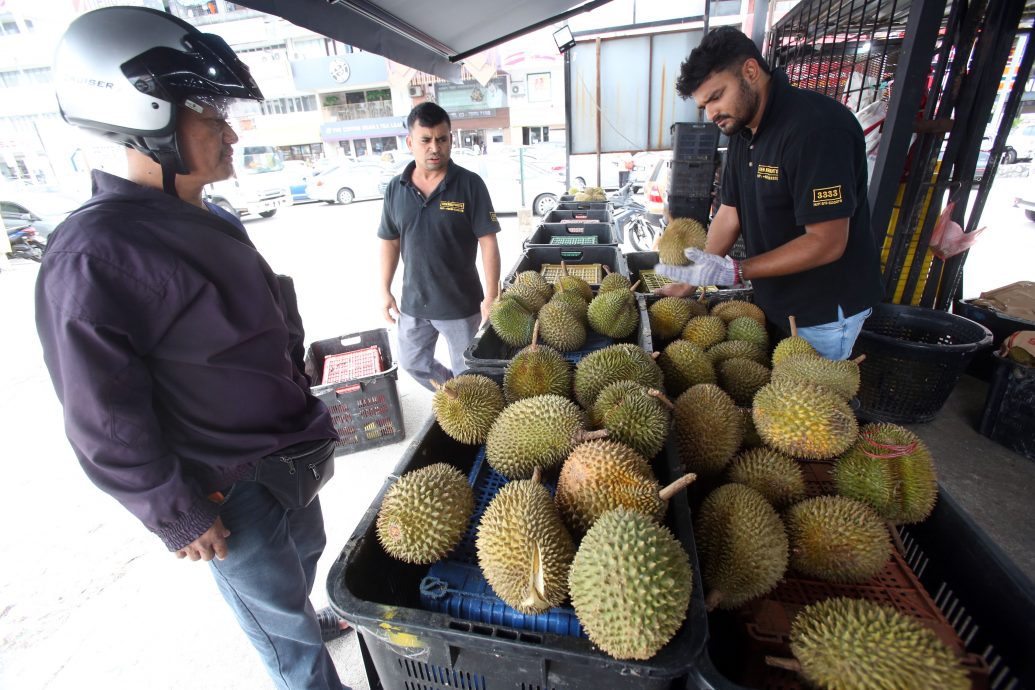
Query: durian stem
651,350,662,360
560,260,570,277
788,315,798,338
430,379,441,391
658,473,697,501
852,354,867,365
531,320,541,351
765,657,802,672
531,466,542,484
575,429,609,443
647,389,676,410
705,589,724,611
603,264,612,275
630,279,642,293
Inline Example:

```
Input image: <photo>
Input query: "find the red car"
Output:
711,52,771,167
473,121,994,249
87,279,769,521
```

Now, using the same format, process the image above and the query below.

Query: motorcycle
6,223,46,262
610,183,665,252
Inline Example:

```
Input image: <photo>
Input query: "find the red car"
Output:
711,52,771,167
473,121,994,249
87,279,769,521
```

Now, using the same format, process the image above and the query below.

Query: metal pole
564,48,573,192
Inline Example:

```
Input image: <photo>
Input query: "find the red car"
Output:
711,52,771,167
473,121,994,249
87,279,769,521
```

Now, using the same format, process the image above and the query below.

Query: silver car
305,162,386,204
2,190,85,239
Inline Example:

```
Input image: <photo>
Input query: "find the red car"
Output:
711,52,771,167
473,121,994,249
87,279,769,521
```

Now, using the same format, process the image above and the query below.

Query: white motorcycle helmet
54,6,263,195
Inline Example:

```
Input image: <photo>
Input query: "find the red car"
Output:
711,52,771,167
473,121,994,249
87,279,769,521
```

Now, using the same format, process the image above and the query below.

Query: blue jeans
396,311,481,391
796,306,873,360
210,481,341,690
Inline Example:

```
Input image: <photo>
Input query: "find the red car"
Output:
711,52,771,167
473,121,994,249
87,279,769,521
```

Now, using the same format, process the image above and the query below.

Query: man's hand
654,282,697,298
655,248,739,288
176,517,231,562
382,292,400,325
480,297,493,326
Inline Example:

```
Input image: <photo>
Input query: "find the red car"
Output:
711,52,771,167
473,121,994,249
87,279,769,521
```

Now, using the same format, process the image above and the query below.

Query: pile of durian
489,267,641,351
375,295,970,687
572,186,607,202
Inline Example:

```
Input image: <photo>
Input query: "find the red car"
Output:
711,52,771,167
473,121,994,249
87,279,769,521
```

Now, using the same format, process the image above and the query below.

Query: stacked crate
668,122,721,225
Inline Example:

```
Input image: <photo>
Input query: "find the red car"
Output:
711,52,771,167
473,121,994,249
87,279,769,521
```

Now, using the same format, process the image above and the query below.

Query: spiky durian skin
538,300,587,352
710,299,766,327
717,357,771,406
376,463,473,564
513,270,554,306
554,273,593,302
599,272,632,293
503,343,572,403
833,423,938,524
657,218,708,265
726,447,805,508
753,380,858,460
549,290,589,323
589,381,670,459
648,297,693,341
740,407,764,448
682,315,727,349
658,340,717,398
476,479,575,613
556,440,663,535
432,375,505,444
708,339,769,366
568,509,692,660
786,496,892,583
772,353,861,400
573,343,664,410
506,280,549,313
696,483,788,609
725,316,770,351
790,597,970,690
771,335,819,366
673,384,745,475
490,297,535,347
587,290,639,339
485,394,585,479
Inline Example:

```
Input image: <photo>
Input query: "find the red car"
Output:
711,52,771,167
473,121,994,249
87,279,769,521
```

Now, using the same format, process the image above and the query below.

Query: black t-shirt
378,159,501,320
720,69,884,328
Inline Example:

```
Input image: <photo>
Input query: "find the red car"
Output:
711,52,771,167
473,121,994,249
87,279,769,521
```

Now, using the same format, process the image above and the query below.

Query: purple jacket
36,171,336,550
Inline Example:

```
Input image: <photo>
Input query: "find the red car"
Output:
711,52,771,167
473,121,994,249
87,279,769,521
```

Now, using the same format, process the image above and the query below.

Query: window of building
0,67,52,88
366,88,391,102
257,95,318,116
371,137,398,154
291,37,326,60
345,92,367,105
522,126,549,145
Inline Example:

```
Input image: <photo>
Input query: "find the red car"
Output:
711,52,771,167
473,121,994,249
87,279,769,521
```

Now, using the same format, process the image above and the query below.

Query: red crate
321,345,383,384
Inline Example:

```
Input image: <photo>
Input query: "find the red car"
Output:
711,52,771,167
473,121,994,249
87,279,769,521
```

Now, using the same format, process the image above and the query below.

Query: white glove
655,248,741,287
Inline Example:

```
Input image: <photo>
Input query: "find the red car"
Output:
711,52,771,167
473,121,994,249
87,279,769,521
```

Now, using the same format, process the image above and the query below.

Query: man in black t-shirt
656,27,883,360
378,103,501,389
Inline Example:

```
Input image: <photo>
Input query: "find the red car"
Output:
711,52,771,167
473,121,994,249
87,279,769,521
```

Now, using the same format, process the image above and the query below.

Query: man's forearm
740,218,849,281
480,235,501,301
380,239,400,293
704,204,740,256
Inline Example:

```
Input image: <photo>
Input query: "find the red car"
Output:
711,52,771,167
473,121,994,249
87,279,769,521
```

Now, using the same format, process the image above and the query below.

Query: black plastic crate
668,197,714,225
686,489,1035,690
669,160,716,199
625,250,754,309
542,208,612,224
326,413,710,690
671,122,720,161
556,201,611,212
978,352,1035,461
953,299,1035,380
525,222,617,247
305,329,405,456
503,245,628,287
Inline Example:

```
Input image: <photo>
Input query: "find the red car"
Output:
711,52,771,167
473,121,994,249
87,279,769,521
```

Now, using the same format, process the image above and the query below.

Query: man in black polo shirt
379,103,501,390
656,27,883,360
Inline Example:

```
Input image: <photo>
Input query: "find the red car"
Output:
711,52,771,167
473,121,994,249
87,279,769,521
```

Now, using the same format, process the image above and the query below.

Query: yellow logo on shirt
440,200,465,213
812,185,843,206
490,212,497,223
757,164,780,181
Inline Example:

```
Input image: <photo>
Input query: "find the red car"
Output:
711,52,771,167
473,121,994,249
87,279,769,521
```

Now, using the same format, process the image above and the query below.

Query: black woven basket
851,303,993,423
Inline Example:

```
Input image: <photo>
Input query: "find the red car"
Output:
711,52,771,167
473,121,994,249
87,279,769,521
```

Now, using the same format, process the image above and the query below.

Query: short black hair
407,102,450,130
676,26,771,99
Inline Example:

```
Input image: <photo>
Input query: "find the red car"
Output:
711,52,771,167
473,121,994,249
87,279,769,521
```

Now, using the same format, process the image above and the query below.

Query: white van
205,145,292,218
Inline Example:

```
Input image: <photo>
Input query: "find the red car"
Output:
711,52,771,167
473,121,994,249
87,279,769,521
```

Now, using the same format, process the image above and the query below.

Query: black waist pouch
254,438,336,510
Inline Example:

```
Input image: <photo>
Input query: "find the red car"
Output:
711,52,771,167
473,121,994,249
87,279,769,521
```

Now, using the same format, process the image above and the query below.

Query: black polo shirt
378,159,501,320
720,69,883,328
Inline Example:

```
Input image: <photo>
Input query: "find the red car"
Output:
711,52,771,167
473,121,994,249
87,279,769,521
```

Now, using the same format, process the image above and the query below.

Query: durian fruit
490,296,535,347
553,261,594,302
574,186,607,202
556,440,695,535
673,383,745,475
549,290,589,323
648,297,694,341
485,394,604,479
573,343,664,410
726,316,770,351
785,496,892,583
599,267,632,293
710,299,766,327
717,357,771,406
503,322,572,402
833,423,937,524
376,463,474,564
772,353,863,400
726,447,805,508
696,483,788,610
589,381,672,459
753,380,858,460
513,270,554,307
476,468,575,613
788,597,970,690
431,375,505,444
537,300,587,352
772,315,820,366
657,217,708,266
568,508,693,660
708,339,769,366
658,339,717,397
682,315,727,349
740,407,763,447
505,280,549,313
587,284,640,339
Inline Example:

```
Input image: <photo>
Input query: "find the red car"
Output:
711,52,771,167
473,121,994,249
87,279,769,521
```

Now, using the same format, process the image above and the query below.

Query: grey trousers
397,311,481,391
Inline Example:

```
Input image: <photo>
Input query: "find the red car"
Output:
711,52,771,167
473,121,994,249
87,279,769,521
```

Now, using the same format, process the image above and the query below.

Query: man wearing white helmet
37,7,348,689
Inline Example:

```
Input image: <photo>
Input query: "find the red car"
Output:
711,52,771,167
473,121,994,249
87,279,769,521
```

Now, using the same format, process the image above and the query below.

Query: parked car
1004,121,1035,164
305,162,385,204
643,155,672,217
1,190,84,238
280,160,314,202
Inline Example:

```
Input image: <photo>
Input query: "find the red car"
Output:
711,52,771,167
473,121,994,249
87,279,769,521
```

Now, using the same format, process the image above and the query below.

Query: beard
713,77,760,136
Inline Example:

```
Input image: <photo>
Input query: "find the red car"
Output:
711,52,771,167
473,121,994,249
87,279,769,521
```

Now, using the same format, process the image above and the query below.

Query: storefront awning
230,0,612,82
